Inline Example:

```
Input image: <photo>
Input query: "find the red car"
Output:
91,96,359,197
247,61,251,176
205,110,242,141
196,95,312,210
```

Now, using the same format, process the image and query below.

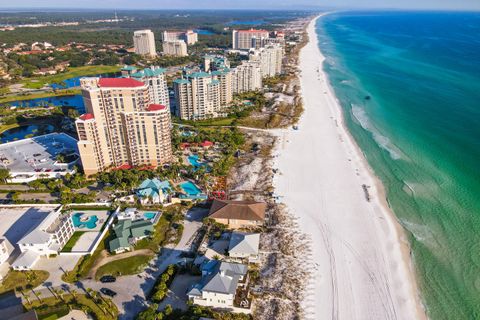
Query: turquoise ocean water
317,11,480,319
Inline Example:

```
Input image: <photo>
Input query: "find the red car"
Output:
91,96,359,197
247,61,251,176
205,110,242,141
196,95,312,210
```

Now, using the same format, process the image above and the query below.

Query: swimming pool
72,212,98,229
188,155,210,171
180,181,203,196
143,212,157,220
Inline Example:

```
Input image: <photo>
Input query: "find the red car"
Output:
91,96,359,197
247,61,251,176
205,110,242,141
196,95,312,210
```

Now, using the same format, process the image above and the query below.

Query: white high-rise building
162,40,188,57
249,44,283,78
123,66,170,108
232,29,270,50
163,30,198,45
133,29,157,57
232,61,262,93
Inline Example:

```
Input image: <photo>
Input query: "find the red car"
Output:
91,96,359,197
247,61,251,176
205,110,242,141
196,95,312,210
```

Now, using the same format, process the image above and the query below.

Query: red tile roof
147,104,167,111
201,140,214,147
79,113,94,120
98,78,145,88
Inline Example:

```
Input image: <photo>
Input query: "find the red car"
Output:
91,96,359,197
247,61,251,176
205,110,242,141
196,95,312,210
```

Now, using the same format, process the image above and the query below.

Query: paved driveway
159,274,201,311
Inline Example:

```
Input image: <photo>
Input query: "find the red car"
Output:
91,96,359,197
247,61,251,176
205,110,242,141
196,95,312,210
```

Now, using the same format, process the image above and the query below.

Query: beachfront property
177,180,209,201
12,207,74,270
231,61,263,94
228,232,260,263
162,40,188,57
187,260,249,309
116,207,161,224
162,30,198,45
121,65,170,108
208,199,266,229
136,178,172,204
0,133,79,183
204,55,230,73
232,29,270,50
133,29,157,57
75,77,173,176
249,44,284,78
108,219,154,254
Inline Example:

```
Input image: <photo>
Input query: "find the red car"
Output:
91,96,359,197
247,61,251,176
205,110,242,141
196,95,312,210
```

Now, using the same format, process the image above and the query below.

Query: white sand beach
272,15,427,319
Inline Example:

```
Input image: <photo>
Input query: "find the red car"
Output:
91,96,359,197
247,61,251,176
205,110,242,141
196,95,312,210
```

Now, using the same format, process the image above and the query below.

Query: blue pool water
194,29,215,35
143,212,156,220
188,155,210,171
72,212,98,229
180,181,202,196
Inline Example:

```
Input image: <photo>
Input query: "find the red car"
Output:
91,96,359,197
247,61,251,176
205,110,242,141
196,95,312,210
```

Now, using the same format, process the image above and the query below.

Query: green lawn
134,214,170,253
26,293,118,320
61,231,86,252
21,65,121,89
0,270,49,294
95,255,152,280
0,89,80,104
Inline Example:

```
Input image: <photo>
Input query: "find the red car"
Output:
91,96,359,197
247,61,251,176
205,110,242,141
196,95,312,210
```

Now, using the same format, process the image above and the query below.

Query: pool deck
71,210,110,231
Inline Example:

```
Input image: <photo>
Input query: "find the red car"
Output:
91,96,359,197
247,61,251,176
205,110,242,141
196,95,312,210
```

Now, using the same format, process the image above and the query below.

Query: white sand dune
272,15,427,320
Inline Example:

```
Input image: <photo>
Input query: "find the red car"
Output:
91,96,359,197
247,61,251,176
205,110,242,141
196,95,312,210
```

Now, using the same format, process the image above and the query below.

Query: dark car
99,275,116,283
100,288,117,297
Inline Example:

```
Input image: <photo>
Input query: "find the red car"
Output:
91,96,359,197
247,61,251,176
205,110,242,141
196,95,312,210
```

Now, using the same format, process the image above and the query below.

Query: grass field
0,89,80,104
61,231,86,252
20,65,121,89
95,255,152,280
0,270,49,294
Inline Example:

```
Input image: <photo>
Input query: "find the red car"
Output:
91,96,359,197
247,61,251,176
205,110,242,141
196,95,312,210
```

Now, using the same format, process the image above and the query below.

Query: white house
0,238,14,281
187,261,248,309
228,232,260,263
12,208,74,270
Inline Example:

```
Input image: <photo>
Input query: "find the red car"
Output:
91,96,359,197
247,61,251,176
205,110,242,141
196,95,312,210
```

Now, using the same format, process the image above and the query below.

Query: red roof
113,163,133,170
180,143,190,149
147,104,167,111
79,113,94,120
201,140,214,147
98,78,145,88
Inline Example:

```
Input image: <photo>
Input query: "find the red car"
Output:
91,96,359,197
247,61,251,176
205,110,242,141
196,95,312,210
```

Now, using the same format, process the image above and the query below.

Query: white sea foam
351,104,403,160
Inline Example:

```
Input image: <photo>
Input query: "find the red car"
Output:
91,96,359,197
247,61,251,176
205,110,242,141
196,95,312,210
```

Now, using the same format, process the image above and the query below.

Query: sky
1,0,480,10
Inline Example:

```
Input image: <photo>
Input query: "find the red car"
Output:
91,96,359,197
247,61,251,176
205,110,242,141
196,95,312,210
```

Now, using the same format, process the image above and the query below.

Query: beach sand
272,15,427,319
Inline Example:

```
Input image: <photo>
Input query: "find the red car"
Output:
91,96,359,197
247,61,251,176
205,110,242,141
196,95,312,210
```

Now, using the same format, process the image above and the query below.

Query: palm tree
0,168,11,183
33,291,42,302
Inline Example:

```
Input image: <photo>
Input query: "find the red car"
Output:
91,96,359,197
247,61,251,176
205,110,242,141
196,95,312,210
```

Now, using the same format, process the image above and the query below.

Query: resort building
162,40,188,57
204,55,230,72
136,178,171,204
187,260,248,309
12,208,74,270
122,66,170,108
76,78,173,176
174,72,224,120
228,232,260,263
133,29,157,57
208,199,266,229
212,68,233,106
108,219,154,254
249,44,283,78
232,29,270,50
231,61,262,93
162,30,198,45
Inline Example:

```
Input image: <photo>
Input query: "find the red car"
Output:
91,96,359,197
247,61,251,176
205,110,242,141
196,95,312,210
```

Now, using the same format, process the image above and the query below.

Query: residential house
228,232,260,263
108,219,154,254
187,260,248,309
136,178,171,204
209,199,266,229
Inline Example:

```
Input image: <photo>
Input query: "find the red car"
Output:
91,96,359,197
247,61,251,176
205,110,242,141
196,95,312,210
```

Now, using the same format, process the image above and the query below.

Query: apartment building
162,30,198,45
232,60,262,93
232,29,270,50
174,72,223,120
12,208,74,270
162,40,188,57
249,44,283,77
212,68,233,106
76,77,172,176
133,29,157,57
204,55,230,72
122,65,170,108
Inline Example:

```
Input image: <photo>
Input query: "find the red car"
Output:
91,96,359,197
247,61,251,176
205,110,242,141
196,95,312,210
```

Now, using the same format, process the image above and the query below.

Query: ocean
317,11,480,319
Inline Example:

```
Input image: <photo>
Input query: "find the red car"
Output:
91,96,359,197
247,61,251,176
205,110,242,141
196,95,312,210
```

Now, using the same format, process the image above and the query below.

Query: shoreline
272,14,427,319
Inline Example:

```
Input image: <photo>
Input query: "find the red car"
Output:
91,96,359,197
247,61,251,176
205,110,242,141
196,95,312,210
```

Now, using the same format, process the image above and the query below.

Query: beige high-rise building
162,30,198,45
75,78,172,176
174,72,226,120
133,29,157,57
249,44,283,77
162,40,188,57
212,68,233,106
232,61,262,93
232,29,270,50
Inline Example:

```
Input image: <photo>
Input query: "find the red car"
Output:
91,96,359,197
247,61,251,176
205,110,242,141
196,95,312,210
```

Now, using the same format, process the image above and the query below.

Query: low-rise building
136,178,171,204
187,260,248,309
12,208,74,270
208,199,266,229
228,232,260,263
108,219,153,254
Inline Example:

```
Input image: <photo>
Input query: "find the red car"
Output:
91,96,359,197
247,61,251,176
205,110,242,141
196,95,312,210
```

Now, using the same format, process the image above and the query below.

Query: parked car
99,275,116,283
100,288,117,297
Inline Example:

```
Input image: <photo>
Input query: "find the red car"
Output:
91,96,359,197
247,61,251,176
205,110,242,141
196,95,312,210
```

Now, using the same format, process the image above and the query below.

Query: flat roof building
133,29,157,57
232,29,270,50
162,40,188,57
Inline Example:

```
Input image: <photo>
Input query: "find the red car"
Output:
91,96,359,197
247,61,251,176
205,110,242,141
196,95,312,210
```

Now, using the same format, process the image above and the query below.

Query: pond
49,72,119,89
194,29,215,35
4,95,85,113
0,124,56,143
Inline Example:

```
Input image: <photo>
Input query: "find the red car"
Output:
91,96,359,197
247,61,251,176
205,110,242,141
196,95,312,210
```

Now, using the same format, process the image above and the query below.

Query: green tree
0,168,10,183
